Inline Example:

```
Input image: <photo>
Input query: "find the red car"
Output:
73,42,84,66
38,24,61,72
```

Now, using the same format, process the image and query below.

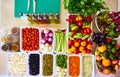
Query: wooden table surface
0,0,120,77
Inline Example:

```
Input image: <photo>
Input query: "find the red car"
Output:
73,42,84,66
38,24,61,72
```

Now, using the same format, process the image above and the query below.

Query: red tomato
68,19,73,24
74,50,80,54
83,28,87,33
74,39,78,43
86,28,92,34
78,39,82,43
68,40,74,46
69,15,74,19
76,20,83,27
86,49,91,54
115,44,120,49
22,28,39,51
106,38,111,43
86,15,92,22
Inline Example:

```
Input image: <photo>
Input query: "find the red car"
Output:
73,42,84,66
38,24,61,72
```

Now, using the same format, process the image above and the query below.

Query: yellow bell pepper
76,16,82,21
82,24,91,28
71,26,78,31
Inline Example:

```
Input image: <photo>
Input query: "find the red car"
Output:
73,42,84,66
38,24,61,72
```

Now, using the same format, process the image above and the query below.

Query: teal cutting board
14,0,60,18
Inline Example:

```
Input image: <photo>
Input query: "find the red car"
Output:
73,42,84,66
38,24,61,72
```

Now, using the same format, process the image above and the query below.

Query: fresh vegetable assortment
67,15,92,54
95,38,120,75
55,29,67,52
56,54,67,77
97,11,120,38
40,29,53,51
22,28,39,51
64,0,107,16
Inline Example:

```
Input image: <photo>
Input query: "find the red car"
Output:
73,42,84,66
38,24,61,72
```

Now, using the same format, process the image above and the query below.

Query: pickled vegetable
43,54,53,76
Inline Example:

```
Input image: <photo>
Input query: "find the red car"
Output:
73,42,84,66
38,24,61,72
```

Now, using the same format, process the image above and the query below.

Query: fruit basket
95,37,120,75
67,14,93,54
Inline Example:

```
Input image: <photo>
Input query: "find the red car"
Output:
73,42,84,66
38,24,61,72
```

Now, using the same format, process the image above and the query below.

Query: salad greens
56,55,67,68
97,11,120,38
64,0,108,16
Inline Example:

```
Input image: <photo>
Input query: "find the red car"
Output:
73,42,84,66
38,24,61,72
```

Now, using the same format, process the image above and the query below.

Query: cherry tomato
86,28,92,34
86,49,91,54
89,41,93,44
78,39,82,43
22,28,39,51
86,15,92,22
68,40,74,47
115,44,120,49
74,50,80,54
76,20,83,27
106,38,111,43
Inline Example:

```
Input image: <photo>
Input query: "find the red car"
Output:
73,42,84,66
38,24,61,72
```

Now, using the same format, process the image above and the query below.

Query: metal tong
27,0,36,13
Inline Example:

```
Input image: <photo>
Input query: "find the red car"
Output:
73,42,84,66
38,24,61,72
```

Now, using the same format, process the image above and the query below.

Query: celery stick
60,33,64,52
55,32,59,51
57,32,60,51
63,33,67,52
57,32,63,52
55,32,57,51
62,33,65,51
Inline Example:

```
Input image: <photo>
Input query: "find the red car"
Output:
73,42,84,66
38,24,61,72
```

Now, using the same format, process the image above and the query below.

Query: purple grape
92,32,106,46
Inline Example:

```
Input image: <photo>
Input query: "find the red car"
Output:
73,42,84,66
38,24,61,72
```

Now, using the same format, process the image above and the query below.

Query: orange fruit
71,46,76,52
81,50,86,54
102,69,110,75
97,44,107,52
79,46,85,52
74,42,79,47
87,44,92,50
68,48,73,54
102,59,111,67
76,16,82,21
81,41,87,46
